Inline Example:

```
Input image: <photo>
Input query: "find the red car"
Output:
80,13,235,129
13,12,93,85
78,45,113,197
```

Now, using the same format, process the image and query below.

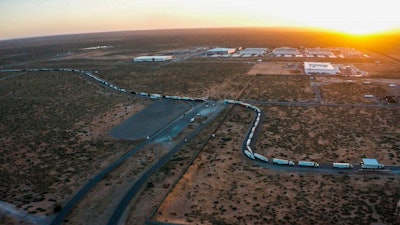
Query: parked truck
150,94,162,99
254,153,268,162
332,163,353,169
244,150,255,160
360,158,384,169
298,161,319,167
272,158,294,166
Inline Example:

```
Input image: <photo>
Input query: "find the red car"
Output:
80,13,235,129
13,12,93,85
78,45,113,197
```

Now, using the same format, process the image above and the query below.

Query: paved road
2,67,399,225
107,101,225,225
0,201,52,225
50,102,204,225
109,99,192,140
252,159,400,175
311,82,323,103
243,99,400,108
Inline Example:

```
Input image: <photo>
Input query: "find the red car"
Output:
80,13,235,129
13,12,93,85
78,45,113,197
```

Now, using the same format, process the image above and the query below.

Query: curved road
107,102,224,225
1,68,399,225
49,101,201,225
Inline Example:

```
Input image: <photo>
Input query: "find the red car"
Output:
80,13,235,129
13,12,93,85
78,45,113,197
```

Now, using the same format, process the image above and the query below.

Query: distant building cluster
304,62,339,75
205,47,268,57
132,46,367,62
206,48,237,56
239,48,267,57
305,47,334,57
272,47,300,56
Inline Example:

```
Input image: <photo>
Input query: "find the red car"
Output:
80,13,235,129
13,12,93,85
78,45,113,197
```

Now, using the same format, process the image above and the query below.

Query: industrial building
305,47,333,56
272,47,300,56
342,48,363,57
206,48,236,55
304,62,339,75
240,48,267,56
133,56,173,62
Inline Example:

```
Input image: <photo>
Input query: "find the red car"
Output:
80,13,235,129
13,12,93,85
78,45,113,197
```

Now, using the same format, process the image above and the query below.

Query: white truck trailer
254,153,268,162
361,158,384,169
332,163,353,169
150,94,162,99
298,161,319,167
244,150,255,160
272,158,294,166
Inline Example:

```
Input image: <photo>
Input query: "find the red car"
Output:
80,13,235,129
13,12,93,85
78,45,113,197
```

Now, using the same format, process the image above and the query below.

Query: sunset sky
1,0,399,40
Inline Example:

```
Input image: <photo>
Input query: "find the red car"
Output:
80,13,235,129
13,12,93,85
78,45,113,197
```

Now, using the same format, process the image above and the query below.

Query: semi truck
244,150,255,160
254,153,268,162
150,94,162,99
361,158,384,169
332,163,353,169
298,161,319,167
272,158,294,166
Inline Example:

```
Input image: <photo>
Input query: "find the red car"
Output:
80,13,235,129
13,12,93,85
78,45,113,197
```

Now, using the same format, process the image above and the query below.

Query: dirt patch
243,75,315,102
52,50,137,61
353,63,400,78
258,106,400,165
154,106,400,225
76,101,147,142
109,100,191,140
248,62,305,75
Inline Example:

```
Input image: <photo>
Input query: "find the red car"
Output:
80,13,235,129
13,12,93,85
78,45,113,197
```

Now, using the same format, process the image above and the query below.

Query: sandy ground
154,106,400,225
75,101,147,142
353,63,400,77
248,62,304,75
52,50,137,60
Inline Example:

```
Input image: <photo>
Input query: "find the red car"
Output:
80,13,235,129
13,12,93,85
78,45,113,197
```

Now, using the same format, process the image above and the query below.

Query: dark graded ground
1,28,400,225
109,99,192,140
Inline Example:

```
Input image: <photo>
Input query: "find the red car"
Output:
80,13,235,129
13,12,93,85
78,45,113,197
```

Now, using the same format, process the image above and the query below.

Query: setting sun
258,0,400,35
0,0,399,40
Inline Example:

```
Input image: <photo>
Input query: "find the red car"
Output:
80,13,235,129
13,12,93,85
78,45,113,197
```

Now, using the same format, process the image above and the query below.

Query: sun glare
263,0,400,36
315,20,399,36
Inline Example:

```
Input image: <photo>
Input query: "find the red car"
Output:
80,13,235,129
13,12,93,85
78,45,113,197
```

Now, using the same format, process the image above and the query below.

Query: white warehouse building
306,47,333,56
206,47,236,55
272,47,300,56
304,62,339,75
240,48,267,56
134,56,173,62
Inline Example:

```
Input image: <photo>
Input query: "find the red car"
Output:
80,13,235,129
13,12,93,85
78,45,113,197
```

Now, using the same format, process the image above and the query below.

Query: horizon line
2,26,399,42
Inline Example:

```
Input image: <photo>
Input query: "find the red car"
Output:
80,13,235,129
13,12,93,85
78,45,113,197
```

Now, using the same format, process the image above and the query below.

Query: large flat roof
240,48,267,54
304,62,335,70
362,158,379,166
207,48,236,52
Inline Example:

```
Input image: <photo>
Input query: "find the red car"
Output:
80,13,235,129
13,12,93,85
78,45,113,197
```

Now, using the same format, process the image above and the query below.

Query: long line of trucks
3,68,390,173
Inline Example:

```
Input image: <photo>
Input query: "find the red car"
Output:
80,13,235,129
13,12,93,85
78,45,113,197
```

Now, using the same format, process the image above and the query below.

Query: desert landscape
1,28,400,224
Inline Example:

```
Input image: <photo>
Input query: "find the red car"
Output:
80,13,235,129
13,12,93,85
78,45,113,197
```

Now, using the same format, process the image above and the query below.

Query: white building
304,62,339,75
272,47,300,56
342,48,363,57
134,56,173,62
206,48,236,55
240,48,267,56
305,47,333,56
